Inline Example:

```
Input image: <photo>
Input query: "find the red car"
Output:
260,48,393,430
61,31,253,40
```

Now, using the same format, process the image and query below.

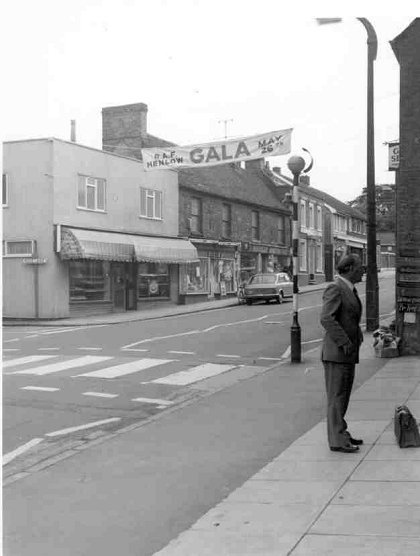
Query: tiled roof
268,170,366,220
179,165,288,212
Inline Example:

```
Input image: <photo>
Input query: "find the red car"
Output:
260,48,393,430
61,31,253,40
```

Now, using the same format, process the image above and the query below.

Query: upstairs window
251,210,260,241
222,203,232,238
277,215,285,244
3,239,35,257
317,206,322,231
300,201,306,230
140,187,162,219
2,173,9,206
309,203,315,228
190,197,202,233
78,175,106,211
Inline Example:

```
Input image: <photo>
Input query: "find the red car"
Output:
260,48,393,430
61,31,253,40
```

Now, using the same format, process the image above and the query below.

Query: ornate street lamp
316,17,379,331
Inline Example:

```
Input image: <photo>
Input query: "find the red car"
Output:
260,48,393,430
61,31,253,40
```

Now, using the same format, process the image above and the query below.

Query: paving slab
345,400,396,420
409,384,420,400
154,530,302,556
190,501,322,534
332,481,420,506
293,420,389,445
309,504,420,537
351,377,419,401
253,460,357,482
350,459,420,481
366,443,420,460
291,534,420,556
272,442,366,462
227,480,342,505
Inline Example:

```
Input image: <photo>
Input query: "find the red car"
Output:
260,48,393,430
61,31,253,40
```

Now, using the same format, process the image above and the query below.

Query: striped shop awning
59,227,198,264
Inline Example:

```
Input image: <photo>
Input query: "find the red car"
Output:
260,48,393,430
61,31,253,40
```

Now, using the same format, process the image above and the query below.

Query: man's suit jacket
320,278,363,364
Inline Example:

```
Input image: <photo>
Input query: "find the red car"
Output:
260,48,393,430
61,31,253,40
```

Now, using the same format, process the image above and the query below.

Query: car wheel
277,291,284,304
246,299,253,305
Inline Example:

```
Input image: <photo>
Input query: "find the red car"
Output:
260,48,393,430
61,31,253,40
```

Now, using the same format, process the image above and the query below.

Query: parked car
243,272,293,305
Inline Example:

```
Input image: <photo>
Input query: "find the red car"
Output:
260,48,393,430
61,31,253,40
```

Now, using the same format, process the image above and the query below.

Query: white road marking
216,354,241,358
3,438,44,466
38,347,60,351
3,338,20,343
45,417,121,437
149,363,236,386
82,392,118,398
77,347,103,351
21,386,60,392
11,356,112,376
27,325,108,337
121,348,149,352
258,357,283,361
131,397,174,406
121,330,201,349
76,358,174,379
3,355,57,368
24,335,39,338
281,346,291,359
302,338,323,345
3,348,20,352
167,351,195,355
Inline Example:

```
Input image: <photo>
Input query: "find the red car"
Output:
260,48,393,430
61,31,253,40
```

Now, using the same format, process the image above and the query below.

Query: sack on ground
394,405,420,448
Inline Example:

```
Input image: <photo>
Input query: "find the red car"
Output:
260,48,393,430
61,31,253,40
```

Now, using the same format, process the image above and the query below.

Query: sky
1,1,418,202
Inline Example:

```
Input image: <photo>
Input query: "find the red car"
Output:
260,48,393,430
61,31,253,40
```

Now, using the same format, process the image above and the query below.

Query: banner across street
141,128,293,171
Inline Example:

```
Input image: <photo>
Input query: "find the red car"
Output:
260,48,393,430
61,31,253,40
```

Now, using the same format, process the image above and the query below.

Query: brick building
391,18,420,354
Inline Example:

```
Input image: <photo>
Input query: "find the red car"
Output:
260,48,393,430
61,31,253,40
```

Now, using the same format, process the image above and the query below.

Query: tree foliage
348,184,396,232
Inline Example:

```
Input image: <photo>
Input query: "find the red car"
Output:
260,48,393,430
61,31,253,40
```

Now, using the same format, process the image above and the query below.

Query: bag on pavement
394,405,420,448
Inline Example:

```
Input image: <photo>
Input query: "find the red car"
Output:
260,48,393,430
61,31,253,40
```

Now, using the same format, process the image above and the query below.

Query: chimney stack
102,103,148,159
70,120,76,142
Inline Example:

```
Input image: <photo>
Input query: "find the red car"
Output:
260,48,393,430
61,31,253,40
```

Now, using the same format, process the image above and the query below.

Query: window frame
3,239,36,258
190,197,203,234
316,243,323,272
77,175,106,212
2,173,9,207
317,206,322,231
251,210,260,241
139,187,163,220
299,239,307,272
300,200,307,230
277,215,285,244
308,203,315,229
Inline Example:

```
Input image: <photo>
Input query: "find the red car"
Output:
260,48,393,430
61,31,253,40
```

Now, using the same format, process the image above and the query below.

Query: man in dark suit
320,253,365,453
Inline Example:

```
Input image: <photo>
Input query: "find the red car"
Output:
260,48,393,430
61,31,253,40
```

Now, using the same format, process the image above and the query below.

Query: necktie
353,287,362,310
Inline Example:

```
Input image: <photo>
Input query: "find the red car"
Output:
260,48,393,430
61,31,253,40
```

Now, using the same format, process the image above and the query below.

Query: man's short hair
336,253,362,275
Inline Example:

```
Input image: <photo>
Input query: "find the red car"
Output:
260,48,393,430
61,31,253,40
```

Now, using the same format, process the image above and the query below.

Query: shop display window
218,259,235,293
69,261,111,301
180,259,209,294
137,262,170,299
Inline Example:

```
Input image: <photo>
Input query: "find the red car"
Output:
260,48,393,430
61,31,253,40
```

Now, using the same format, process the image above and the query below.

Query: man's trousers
323,361,355,448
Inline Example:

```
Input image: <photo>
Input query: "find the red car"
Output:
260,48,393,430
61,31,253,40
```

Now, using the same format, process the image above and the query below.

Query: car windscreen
250,275,276,284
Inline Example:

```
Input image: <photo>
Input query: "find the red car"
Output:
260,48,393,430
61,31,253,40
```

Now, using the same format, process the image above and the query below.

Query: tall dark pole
287,155,306,363
358,17,379,331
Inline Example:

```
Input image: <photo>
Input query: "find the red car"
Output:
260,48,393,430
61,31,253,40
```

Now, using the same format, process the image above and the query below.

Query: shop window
137,262,170,299
277,216,285,244
217,258,235,293
299,239,307,271
139,188,162,220
180,258,209,294
69,261,111,301
3,239,35,257
222,203,232,238
251,210,260,240
78,175,106,211
2,173,9,207
190,197,202,234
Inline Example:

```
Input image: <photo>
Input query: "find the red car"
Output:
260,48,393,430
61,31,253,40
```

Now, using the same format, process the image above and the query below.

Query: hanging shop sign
388,142,399,170
141,129,293,171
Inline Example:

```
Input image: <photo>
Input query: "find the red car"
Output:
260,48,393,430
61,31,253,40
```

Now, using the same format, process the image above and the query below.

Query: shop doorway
111,262,137,311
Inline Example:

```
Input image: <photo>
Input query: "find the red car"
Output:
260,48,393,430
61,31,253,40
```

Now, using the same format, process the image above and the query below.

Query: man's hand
342,342,354,356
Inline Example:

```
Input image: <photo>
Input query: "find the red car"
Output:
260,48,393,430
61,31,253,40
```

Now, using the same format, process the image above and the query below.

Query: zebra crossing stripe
3,355,57,368
11,356,112,376
75,358,174,379
131,397,174,406
150,363,236,386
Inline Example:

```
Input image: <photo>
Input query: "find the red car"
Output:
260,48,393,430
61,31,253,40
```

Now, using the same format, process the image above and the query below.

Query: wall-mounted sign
141,129,293,171
388,142,399,170
23,258,48,265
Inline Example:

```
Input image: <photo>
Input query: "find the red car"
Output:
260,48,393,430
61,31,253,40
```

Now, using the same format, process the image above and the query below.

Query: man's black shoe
349,437,363,445
330,445,359,453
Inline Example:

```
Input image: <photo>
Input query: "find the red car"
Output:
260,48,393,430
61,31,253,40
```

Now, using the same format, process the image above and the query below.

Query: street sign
23,258,48,265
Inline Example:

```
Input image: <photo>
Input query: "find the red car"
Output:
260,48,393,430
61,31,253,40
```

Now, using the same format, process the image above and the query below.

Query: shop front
239,242,290,285
179,239,239,304
59,226,198,316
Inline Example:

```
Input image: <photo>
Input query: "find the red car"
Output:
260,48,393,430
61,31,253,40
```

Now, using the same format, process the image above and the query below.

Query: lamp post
317,17,379,331
287,155,306,363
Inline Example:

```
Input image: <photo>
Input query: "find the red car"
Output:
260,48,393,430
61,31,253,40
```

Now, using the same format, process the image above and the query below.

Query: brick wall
392,19,420,354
